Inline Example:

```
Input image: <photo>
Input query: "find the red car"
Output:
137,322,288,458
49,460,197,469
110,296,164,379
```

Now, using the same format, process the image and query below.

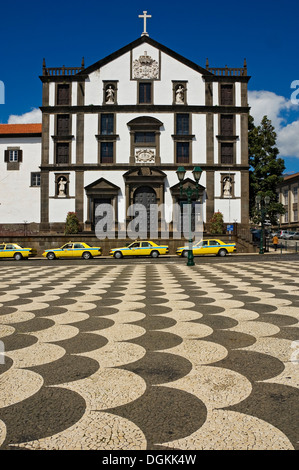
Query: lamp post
255,194,270,255
176,166,202,266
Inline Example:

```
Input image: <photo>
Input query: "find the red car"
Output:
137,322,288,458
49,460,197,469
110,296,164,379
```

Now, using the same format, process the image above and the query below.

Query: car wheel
218,248,227,257
182,250,188,258
14,252,23,261
150,250,159,258
47,252,56,260
114,251,123,259
82,251,92,260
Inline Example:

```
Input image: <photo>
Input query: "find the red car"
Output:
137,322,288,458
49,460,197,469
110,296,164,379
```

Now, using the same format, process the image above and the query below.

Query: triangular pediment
85,177,120,193
77,36,212,77
170,178,206,194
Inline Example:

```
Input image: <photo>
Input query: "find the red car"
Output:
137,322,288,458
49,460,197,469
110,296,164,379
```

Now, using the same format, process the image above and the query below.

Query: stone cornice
40,104,250,114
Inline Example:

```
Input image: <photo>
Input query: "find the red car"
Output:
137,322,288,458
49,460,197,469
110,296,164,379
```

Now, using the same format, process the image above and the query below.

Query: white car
281,231,296,239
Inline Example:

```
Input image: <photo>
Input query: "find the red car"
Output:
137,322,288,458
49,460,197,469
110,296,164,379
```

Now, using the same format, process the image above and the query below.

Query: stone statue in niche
58,177,67,197
105,85,115,104
223,177,232,197
175,85,185,104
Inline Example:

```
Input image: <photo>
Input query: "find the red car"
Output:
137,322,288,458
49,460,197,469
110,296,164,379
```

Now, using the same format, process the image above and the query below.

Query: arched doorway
133,186,157,235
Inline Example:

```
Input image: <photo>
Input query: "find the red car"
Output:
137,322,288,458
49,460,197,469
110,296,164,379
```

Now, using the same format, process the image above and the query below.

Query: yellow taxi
0,243,37,260
42,242,102,260
110,240,169,259
176,239,236,257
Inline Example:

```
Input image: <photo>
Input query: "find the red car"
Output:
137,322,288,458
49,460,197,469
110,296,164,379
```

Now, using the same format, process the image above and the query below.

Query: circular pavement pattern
0,261,298,450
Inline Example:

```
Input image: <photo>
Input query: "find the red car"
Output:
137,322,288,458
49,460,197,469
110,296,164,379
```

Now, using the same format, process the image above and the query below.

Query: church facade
1,34,251,238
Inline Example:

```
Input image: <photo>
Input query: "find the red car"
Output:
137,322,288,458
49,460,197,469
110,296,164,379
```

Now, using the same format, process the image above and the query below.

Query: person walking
272,234,279,251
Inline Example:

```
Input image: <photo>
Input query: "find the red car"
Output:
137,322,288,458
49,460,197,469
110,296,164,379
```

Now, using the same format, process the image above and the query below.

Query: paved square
0,261,298,450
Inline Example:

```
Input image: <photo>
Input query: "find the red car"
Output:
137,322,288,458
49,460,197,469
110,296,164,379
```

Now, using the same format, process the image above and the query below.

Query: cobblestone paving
0,261,298,450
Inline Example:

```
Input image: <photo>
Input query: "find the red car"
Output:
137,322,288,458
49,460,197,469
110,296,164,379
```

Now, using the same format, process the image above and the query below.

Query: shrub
64,212,80,235
210,211,225,234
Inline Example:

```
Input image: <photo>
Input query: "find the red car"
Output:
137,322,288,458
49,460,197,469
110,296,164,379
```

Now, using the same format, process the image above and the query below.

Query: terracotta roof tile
0,123,42,135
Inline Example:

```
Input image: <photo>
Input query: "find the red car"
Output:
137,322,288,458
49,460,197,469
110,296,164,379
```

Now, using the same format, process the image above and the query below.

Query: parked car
0,243,37,260
280,231,296,239
291,232,299,240
176,239,236,257
110,240,169,258
42,242,102,260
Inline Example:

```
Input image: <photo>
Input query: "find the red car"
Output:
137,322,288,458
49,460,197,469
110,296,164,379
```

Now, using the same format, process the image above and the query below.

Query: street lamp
255,194,270,255
176,166,202,266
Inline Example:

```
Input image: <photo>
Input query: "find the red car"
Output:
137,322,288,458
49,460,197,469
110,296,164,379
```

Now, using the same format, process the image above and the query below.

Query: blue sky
0,0,298,173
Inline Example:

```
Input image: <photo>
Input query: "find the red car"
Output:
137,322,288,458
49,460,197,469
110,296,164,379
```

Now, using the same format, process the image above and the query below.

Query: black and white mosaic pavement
0,261,298,450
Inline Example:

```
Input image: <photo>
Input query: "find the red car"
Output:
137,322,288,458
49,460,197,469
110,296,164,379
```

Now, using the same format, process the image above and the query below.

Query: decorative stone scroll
135,148,155,163
132,51,159,79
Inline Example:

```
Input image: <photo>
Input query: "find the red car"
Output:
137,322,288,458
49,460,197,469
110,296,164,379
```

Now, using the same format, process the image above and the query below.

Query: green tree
210,211,225,234
248,114,285,225
64,212,80,235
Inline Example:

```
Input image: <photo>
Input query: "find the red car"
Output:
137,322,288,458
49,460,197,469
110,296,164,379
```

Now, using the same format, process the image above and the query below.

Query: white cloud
248,90,299,159
8,108,42,124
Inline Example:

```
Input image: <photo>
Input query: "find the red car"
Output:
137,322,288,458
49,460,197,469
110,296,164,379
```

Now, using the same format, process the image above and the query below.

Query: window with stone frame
57,114,70,136
220,84,234,106
176,142,190,164
56,143,69,164
100,114,114,135
4,149,23,163
220,143,234,164
139,82,152,104
57,84,70,105
176,114,190,135
220,115,234,136
31,172,41,187
100,142,114,163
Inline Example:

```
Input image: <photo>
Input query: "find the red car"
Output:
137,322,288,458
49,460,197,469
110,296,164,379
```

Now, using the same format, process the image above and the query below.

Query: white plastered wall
0,137,41,223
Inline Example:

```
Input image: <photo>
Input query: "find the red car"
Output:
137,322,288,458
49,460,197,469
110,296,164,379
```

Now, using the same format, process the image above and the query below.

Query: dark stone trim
216,135,238,141
95,134,119,141
40,163,250,171
0,133,41,138
39,75,88,83
51,135,74,142
203,75,251,83
40,105,250,114
76,113,84,165
172,134,195,140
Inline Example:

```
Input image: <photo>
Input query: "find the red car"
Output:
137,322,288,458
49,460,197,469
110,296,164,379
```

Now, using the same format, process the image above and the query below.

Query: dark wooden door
94,198,112,232
133,186,157,234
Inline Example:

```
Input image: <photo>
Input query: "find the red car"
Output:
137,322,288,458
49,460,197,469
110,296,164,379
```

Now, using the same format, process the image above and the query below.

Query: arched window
127,116,163,165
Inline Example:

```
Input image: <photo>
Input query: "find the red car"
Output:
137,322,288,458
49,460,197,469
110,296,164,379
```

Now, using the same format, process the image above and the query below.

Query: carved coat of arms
132,51,159,79
135,149,155,163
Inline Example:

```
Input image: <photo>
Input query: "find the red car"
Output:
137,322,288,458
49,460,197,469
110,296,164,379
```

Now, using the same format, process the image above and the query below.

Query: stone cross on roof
138,11,152,37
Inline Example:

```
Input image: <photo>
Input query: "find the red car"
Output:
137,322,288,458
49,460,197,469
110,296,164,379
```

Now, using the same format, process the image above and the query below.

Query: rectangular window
220,115,234,136
176,114,189,135
57,115,70,136
284,189,288,205
134,132,155,143
139,82,152,104
101,114,114,135
293,187,298,203
176,142,189,163
9,150,18,162
31,173,41,186
56,143,69,164
57,84,70,105
220,85,234,106
221,143,234,164
294,209,298,222
100,142,113,163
